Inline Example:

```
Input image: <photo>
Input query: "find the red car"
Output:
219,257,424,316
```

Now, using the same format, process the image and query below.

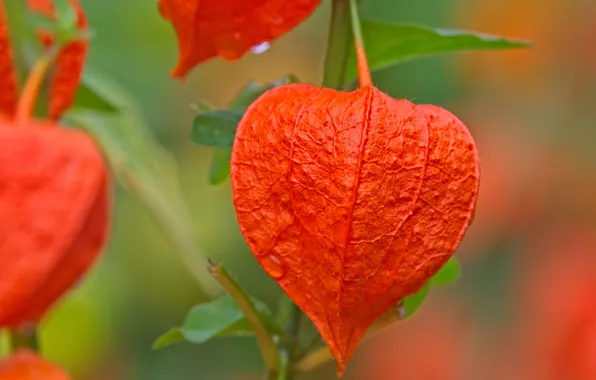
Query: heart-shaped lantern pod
0,120,110,327
230,84,479,374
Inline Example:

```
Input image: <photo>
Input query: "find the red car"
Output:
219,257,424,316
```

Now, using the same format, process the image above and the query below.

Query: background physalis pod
27,0,89,121
230,82,480,375
0,120,110,327
0,0,111,327
0,350,72,380
0,3,18,117
158,0,322,78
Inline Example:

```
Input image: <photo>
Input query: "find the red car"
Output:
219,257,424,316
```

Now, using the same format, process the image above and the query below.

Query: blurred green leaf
346,21,531,79
72,71,120,114
399,258,461,318
190,100,215,113
5,0,44,77
229,75,300,110
153,328,185,349
153,295,284,349
401,283,431,319
431,258,461,286
0,331,9,356
53,0,79,44
209,149,232,185
27,13,55,33
64,69,218,296
41,281,113,375
275,294,294,328
196,75,301,184
190,110,243,148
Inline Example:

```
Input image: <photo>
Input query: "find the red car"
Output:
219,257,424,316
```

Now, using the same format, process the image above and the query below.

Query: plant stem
285,304,302,343
15,52,53,123
348,0,371,87
273,299,302,380
207,260,279,375
9,324,40,352
321,0,352,89
275,347,291,380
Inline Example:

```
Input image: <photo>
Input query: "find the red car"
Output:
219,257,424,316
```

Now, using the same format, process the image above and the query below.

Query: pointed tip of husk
324,330,359,378
335,361,347,377
170,63,188,80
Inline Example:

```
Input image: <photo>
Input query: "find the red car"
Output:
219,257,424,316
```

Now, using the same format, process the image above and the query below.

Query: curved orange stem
349,0,371,88
16,56,52,123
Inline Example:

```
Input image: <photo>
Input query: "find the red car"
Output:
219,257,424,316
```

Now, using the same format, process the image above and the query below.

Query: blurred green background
4,0,596,379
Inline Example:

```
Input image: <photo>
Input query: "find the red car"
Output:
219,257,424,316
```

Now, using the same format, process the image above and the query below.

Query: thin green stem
322,0,352,89
9,324,40,353
285,304,302,343
273,299,302,380
16,53,53,123
275,295,293,328
348,0,371,87
208,260,279,375
275,348,291,380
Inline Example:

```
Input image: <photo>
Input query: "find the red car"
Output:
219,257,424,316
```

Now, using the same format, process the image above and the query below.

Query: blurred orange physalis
230,11,479,376
158,0,322,78
554,285,596,380
0,350,71,380
0,0,110,328
0,3,18,117
27,0,89,121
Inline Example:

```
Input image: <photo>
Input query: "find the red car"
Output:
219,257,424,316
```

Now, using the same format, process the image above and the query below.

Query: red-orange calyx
0,0,111,328
230,83,479,375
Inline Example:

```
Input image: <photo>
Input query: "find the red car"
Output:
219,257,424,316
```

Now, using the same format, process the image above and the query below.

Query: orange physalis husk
0,350,71,380
0,0,110,327
27,0,89,121
515,231,596,380
230,85,479,374
0,120,110,327
158,0,322,78
0,2,17,118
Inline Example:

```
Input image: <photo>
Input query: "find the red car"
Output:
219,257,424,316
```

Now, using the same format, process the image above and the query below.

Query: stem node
348,0,372,88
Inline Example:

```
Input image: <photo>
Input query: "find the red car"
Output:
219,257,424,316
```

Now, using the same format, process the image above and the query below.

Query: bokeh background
3,0,596,379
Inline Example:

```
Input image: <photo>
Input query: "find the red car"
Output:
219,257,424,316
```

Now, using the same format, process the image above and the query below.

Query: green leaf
153,328,185,349
53,0,79,44
401,283,431,319
346,21,531,79
64,69,218,296
26,13,56,34
209,149,232,185
229,75,300,110
198,75,301,183
190,110,243,148
190,75,301,149
54,0,76,26
190,100,215,114
431,258,461,286
399,259,461,319
153,295,284,349
72,71,120,114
